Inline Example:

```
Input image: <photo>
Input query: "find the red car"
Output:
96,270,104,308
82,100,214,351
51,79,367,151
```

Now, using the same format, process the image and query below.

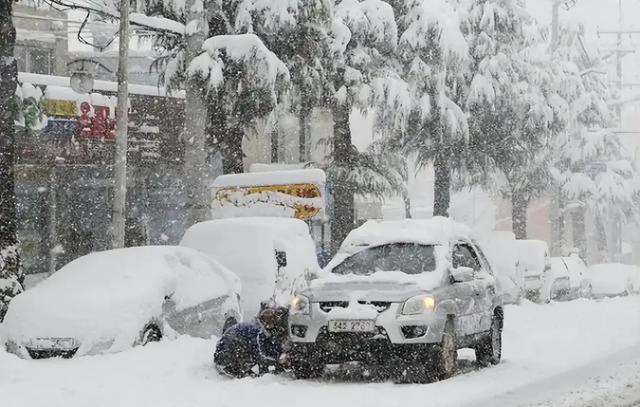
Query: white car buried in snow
288,218,503,383
3,246,242,359
586,263,640,298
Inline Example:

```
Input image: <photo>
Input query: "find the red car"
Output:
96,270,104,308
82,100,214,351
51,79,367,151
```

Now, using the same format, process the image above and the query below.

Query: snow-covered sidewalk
1,296,639,407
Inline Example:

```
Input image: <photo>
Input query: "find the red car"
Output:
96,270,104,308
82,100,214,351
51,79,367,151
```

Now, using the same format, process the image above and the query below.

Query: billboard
211,169,326,220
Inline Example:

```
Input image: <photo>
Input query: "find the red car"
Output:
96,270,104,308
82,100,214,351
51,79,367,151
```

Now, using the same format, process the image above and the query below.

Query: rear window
332,243,436,276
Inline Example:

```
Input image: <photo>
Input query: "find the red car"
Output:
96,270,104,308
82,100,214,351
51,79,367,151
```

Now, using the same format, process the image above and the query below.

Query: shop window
14,46,52,75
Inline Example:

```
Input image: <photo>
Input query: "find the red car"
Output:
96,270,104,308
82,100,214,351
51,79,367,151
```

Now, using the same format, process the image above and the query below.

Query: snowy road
1,296,639,407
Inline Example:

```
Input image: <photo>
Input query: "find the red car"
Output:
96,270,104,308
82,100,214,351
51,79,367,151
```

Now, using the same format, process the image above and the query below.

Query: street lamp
67,59,113,94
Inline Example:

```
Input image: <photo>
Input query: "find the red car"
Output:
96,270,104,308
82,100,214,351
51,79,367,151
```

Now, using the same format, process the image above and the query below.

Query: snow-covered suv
288,218,503,382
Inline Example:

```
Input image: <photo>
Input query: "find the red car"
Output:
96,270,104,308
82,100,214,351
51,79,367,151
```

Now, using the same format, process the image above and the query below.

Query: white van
180,217,321,318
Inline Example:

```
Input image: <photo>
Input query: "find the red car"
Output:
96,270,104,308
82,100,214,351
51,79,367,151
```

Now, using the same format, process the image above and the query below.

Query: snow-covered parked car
288,218,503,383
480,232,522,304
515,240,550,302
585,264,640,298
4,246,242,359
181,217,320,318
543,258,572,302
547,255,592,300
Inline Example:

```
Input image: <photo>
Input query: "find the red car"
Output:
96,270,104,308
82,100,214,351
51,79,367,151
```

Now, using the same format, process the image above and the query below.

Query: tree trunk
222,126,245,174
183,1,209,228
330,104,354,254
299,108,309,162
0,1,23,321
270,113,279,163
571,206,587,261
403,190,412,219
433,146,451,217
511,188,528,240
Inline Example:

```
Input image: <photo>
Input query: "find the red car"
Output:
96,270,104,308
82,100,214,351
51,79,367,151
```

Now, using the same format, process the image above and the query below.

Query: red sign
76,101,115,140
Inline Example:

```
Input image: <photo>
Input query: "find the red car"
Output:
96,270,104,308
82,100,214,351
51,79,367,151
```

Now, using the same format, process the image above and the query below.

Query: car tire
141,324,162,345
291,359,324,380
432,319,458,381
475,313,503,367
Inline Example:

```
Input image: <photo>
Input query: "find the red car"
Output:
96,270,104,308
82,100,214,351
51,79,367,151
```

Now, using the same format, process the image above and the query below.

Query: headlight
290,294,310,315
402,294,435,315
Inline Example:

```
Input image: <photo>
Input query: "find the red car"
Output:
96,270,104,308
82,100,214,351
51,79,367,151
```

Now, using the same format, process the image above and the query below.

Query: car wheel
291,355,324,380
475,314,503,367
432,319,458,380
222,317,237,333
141,324,162,345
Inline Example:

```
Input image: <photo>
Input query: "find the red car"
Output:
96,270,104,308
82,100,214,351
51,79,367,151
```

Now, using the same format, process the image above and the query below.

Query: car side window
452,244,482,272
472,245,494,276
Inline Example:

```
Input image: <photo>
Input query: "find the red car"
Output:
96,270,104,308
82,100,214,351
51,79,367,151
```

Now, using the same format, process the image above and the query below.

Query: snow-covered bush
0,245,23,322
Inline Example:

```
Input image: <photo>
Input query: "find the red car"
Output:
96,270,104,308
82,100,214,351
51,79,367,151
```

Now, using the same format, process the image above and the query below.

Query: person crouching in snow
214,304,289,378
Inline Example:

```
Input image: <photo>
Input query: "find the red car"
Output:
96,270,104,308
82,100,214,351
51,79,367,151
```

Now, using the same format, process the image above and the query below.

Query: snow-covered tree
0,0,24,321
327,0,403,251
459,1,566,239
387,0,469,217
188,34,290,173
235,0,334,160
551,23,640,261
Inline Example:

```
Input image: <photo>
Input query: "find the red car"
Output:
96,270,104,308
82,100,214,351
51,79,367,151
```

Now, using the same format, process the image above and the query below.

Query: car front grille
319,301,349,312
318,301,391,313
26,347,78,359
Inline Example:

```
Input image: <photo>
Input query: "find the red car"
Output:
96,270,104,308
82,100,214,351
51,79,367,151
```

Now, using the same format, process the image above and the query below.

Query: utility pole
112,0,129,248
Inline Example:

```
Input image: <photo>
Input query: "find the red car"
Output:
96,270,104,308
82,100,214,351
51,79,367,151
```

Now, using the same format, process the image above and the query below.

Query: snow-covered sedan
515,240,551,302
4,246,242,359
546,255,592,301
586,263,640,298
288,218,503,383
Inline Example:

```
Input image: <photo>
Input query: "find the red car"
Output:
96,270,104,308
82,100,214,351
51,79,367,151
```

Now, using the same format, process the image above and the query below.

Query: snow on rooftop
44,85,81,102
212,169,326,188
19,72,185,99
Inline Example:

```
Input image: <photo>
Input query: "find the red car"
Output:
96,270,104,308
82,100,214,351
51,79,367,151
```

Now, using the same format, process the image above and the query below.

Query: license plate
33,337,75,349
328,320,375,333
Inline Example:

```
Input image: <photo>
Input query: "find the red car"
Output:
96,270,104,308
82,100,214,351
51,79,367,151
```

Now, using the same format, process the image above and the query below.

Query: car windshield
332,243,436,275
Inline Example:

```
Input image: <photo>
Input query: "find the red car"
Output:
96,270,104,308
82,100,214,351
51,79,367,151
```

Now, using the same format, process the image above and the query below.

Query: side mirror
275,250,287,269
451,267,475,283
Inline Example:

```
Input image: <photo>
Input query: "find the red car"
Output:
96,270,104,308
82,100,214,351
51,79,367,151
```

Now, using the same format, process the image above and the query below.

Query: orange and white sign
211,169,326,220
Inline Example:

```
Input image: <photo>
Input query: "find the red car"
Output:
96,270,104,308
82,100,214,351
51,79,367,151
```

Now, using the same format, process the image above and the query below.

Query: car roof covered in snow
340,217,475,253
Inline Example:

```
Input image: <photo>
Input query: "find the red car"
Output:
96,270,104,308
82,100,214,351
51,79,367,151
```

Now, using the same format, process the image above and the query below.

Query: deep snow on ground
1,296,639,407
531,346,640,407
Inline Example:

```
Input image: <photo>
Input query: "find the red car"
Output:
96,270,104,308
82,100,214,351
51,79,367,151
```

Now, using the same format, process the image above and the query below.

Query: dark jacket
214,322,284,378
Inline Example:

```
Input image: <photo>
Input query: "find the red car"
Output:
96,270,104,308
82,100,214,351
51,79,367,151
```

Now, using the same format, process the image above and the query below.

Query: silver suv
288,219,503,382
